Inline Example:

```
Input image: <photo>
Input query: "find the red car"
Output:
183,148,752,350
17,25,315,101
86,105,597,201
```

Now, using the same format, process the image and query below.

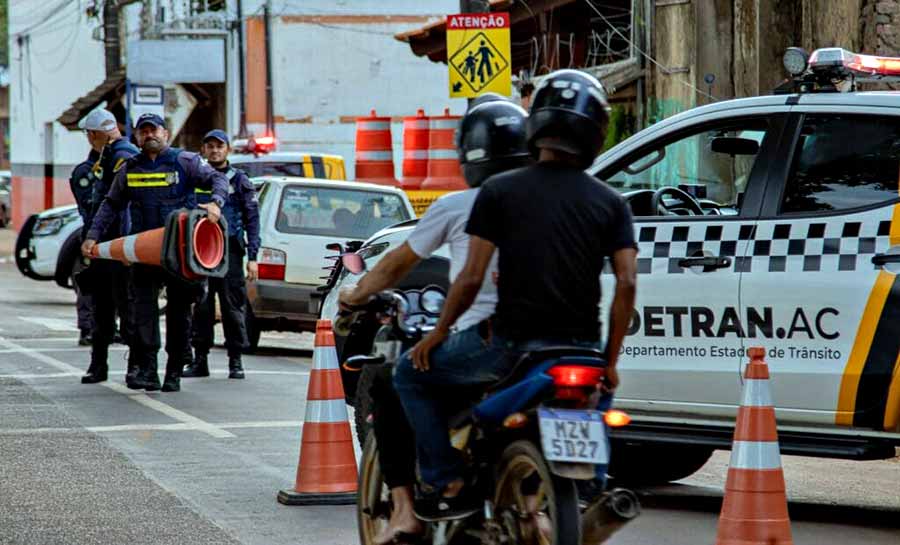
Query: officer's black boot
161,360,181,392
137,359,162,391
228,354,245,380
182,352,210,378
125,351,139,389
81,346,108,384
78,328,93,346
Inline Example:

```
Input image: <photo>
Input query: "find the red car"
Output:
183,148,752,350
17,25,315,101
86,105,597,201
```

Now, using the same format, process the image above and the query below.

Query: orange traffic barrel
354,109,399,186
420,108,466,190
400,109,430,190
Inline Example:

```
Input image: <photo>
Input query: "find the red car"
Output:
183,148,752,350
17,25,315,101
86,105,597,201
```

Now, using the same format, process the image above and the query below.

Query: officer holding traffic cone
184,129,260,380
82,113,228,393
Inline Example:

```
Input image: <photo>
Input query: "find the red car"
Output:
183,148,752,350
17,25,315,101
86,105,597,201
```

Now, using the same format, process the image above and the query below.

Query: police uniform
87,114,228,392
69,150,101,342
81,136,140,384
188,154,260,379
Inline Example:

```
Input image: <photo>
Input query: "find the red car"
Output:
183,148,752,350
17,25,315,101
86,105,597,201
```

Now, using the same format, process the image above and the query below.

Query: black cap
135,113,166,129
203,129,230,146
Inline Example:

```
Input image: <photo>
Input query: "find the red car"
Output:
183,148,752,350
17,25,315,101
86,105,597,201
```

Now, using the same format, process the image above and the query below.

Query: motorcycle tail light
547,365,604,387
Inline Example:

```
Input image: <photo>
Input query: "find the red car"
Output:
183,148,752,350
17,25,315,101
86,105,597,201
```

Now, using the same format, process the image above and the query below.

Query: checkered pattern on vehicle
624,208,893,275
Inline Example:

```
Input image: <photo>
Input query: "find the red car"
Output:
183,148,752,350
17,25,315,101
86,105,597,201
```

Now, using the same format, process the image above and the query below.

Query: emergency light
784,47,900,85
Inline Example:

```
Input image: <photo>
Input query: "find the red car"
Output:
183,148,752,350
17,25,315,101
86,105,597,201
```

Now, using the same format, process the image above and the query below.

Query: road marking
0,420,304,435
0,372,81,379
19,317,80,331
0,337,234,439
0,346,128,354
0,369,309,379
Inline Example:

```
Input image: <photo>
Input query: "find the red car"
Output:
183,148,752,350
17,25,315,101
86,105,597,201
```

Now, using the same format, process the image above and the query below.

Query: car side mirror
341,253,366,275
710,136,759,156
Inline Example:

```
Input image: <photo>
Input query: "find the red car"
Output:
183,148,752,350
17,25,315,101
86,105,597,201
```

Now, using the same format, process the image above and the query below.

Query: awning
57,70,127,130
395,0,575,65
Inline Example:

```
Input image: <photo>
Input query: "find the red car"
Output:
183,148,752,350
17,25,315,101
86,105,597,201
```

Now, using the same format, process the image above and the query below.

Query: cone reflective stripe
90,228,165,266
421,108,466,191
717,347,793,545
355,109,399,186
401,109,430,189
278,320,358,505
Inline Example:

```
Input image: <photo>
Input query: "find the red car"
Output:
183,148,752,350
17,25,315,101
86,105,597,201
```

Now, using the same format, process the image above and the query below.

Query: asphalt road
0,261,897,544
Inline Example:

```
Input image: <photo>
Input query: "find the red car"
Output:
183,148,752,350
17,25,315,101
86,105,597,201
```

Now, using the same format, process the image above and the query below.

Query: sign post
447,13,511,98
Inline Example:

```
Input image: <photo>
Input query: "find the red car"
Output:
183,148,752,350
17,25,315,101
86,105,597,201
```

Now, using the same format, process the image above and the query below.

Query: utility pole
460,0,490,12
236,0,248,137
263,0,275,137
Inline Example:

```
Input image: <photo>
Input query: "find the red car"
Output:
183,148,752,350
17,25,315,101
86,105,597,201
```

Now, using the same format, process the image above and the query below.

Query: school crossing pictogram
446,13,512,98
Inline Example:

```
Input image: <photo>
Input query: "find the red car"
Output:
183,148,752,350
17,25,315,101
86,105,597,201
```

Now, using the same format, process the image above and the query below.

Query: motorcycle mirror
342,253,366,275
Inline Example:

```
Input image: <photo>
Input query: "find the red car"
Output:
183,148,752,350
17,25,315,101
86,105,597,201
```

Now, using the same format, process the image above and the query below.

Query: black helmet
457,99,532,188
467,92,508,111
526,69,611,167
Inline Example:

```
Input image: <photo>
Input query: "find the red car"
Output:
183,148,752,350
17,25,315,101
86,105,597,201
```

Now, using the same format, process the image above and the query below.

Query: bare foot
373,512,424,545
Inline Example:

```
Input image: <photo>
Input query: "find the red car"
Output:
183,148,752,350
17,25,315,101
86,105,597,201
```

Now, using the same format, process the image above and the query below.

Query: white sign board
129,85,165,123
127,40,225,84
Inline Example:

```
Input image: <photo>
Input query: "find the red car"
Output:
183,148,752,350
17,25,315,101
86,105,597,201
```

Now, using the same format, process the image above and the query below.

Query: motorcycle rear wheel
357,432,391,545
494,440,581,545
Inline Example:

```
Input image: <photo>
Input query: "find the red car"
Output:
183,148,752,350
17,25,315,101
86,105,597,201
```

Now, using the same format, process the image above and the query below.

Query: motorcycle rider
339,97,532,543
394,69,638,520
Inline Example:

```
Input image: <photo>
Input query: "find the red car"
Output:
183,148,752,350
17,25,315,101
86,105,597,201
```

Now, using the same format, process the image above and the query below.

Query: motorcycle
336,254,639,545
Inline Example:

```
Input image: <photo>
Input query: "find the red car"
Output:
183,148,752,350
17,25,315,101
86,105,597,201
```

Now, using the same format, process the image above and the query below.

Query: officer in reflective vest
82,113,228,393
185,129,260,380
78,109,141,386
69,144,102,347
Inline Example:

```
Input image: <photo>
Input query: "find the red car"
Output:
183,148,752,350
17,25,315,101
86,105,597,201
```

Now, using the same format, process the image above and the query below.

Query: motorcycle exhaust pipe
582,488,641,545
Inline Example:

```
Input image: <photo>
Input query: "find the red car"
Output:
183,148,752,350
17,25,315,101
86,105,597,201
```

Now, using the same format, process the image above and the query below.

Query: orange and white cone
716,347,793,545
90,227,165,266
277,320,358,505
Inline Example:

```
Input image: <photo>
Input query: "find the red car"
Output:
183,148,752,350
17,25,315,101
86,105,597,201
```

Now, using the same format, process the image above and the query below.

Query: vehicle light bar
807,47,900,80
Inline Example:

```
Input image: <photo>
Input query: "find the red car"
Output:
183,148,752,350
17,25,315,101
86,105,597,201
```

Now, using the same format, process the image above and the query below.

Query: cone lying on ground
277,319,358,505
716,347,793,545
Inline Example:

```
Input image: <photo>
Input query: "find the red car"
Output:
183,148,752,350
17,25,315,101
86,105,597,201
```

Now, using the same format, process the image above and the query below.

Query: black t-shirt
466,162,636,342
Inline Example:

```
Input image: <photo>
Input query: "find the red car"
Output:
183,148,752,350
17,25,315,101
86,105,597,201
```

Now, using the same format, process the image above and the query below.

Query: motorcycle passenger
339,98,532,543
394,69,638,520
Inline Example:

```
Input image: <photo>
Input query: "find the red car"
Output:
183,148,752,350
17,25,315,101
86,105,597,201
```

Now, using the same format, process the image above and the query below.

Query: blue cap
135,113,166,129
203,129,230,146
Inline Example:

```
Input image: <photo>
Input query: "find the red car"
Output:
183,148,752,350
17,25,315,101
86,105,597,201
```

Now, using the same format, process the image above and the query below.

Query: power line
581,0,718,101
13,0,78,37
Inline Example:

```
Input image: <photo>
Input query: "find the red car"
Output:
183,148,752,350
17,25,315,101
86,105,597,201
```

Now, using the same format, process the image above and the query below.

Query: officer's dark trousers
90,260,131,368
129,264,192,376
192,243,248,357
75,288,93,333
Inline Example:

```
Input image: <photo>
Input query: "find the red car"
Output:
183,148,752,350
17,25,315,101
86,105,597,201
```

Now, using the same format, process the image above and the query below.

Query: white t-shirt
406,189,498,332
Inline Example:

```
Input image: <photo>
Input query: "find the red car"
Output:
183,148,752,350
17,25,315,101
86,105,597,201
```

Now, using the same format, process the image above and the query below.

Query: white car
15,204,85,287
246,177,416,350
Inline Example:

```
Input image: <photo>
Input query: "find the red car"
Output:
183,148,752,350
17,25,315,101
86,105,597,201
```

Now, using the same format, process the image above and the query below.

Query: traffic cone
91,227,165,266
716,347,793,545
278,320,358,505
400,108,430,190
354,110,399,186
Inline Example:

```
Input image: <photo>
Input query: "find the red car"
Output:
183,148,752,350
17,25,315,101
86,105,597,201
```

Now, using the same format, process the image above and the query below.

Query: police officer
184,129,260,380
69,120,104,346
78,109,140,385
82,113,228,392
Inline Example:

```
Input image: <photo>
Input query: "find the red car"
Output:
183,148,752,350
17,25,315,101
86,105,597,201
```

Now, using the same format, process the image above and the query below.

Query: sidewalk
0,227,15,257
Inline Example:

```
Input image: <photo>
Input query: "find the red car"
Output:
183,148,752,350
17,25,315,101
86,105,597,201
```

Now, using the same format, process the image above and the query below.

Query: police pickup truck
593,47,900,483
325,47,900,484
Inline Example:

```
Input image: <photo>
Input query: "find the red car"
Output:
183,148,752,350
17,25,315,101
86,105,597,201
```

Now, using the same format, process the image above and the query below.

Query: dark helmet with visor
456,99,532,188
526,69,611,168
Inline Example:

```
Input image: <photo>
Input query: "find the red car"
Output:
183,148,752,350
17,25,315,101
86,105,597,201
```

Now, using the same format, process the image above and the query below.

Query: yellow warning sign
447,13,511,98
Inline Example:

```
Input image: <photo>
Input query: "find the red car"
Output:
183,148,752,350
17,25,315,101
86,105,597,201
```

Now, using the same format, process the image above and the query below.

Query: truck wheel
608,443,713,485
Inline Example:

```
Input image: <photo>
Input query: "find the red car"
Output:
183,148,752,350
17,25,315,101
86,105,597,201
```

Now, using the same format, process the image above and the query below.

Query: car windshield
237,161,333,178
276,185,410,239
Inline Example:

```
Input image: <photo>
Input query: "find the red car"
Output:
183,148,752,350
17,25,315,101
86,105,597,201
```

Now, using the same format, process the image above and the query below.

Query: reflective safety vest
125,147,195,233
196,167,243,238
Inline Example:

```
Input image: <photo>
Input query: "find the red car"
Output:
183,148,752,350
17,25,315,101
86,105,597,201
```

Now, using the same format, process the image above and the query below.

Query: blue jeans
394,325,612,489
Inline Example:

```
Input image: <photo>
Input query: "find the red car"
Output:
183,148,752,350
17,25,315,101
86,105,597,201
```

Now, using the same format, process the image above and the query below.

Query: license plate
538,408,608,465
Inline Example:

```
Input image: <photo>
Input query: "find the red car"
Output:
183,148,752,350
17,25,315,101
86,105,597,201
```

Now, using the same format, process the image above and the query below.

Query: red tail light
547,365,604,387
258,247,286,280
